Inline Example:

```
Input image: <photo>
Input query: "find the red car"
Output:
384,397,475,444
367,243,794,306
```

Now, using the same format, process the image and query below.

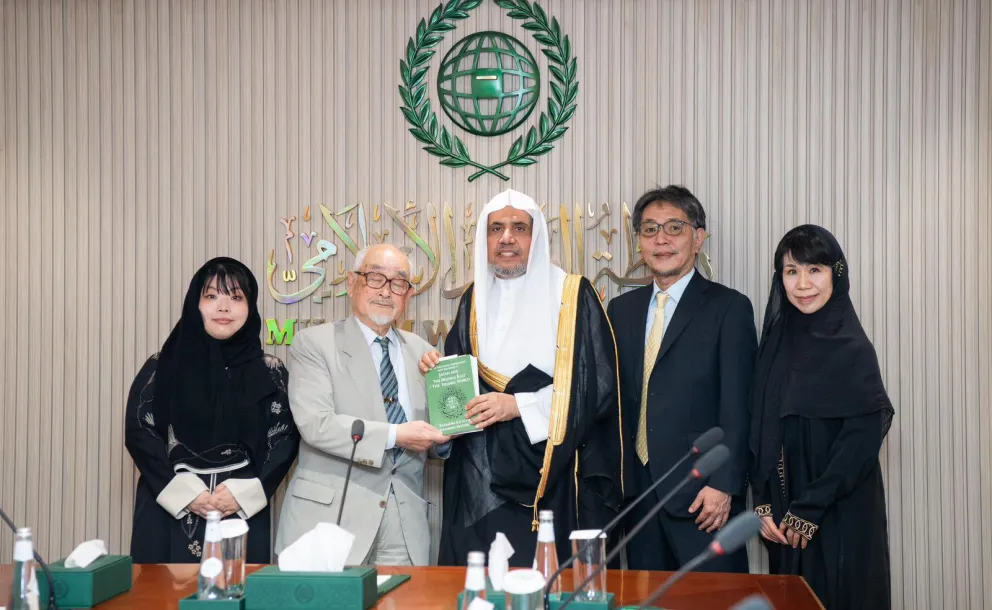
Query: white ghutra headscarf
472,189,566,377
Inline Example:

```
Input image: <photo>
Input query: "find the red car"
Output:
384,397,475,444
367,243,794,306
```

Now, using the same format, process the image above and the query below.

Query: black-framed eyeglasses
355,271,413,296
637,219,699,237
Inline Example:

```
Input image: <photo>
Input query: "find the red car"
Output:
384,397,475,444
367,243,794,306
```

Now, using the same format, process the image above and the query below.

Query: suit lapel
339,317,389,423
629,285,653,386
655,271,708,364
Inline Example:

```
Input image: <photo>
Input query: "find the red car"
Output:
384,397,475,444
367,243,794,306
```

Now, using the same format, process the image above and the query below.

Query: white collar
355,318,400,348
651,267,696,305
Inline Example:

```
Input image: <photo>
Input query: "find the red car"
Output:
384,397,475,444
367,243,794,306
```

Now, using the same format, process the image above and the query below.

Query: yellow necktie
636,292,669,465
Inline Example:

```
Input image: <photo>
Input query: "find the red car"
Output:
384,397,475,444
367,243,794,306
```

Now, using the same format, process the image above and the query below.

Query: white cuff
156,473,209,519
515,391,551,444
224,478,268,519
386,423,398,450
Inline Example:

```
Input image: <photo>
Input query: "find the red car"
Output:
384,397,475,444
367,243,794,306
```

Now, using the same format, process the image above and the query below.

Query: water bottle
197,511,227,600
532,510,560,595
459,550,487,609
9,527,40,610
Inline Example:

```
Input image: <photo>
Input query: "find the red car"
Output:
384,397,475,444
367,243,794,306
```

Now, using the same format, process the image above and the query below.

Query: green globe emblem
436,31,540,137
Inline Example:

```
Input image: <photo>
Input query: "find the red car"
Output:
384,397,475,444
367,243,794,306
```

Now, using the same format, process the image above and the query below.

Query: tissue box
455,577,506,610
244,566,378,610
36,554,132,609
178,594,246,610
548,592,616,609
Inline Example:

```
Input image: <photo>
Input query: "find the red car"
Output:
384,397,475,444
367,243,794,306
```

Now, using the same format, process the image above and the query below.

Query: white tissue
65,539,108,568
277,523,355,572
468,598,495,610
487,532,515,592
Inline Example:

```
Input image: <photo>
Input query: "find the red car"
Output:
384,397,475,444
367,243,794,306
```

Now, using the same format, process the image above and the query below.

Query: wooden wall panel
0,1,989,606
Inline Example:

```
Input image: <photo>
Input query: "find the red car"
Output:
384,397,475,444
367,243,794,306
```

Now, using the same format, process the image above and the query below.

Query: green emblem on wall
437,32,540,136
399,0,578,182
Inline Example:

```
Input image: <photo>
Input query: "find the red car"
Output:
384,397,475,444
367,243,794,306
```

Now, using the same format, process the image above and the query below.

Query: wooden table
0,564,824,609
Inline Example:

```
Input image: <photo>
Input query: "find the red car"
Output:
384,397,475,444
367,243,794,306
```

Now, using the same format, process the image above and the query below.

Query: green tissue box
455,577,506,610
244,565,378,610
376,574,411,597
36,554,132,609
178,594,246,610
549,592,616,609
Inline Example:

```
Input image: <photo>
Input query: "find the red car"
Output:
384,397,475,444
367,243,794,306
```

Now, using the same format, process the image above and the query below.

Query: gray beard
489,262,527,279
368,312,395,326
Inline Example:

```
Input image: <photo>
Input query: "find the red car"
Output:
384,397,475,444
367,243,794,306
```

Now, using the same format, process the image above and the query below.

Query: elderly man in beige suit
275,243,450,566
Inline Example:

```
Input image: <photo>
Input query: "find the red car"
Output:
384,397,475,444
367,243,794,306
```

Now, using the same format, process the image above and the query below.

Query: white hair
353,244,414,275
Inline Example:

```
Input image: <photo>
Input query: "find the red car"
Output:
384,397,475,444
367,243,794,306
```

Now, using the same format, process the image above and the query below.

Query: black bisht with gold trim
437,276,624,567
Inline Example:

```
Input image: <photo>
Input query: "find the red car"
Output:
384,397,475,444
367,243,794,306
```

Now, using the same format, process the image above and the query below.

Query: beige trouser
363,486,412,566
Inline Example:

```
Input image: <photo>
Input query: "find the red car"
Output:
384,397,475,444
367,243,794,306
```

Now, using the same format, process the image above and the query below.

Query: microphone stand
337,433,362,526
0,506,59,610
556,472,698,610
543,451,695,605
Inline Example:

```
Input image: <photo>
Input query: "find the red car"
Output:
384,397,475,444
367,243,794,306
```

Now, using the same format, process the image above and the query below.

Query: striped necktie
375,336,407,459
636,292,669,465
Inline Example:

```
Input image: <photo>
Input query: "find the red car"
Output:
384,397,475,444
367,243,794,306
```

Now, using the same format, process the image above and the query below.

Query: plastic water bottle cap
200,557,223,579
204,521,223,543
537,521,555,543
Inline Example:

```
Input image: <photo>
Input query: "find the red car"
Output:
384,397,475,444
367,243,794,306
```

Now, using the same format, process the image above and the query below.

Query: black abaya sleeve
752,479,773,518
124,356,175,498
257,360,300,498
784,410,885,537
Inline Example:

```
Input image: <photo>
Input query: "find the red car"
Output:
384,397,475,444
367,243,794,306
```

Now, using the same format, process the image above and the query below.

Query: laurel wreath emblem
399,0,579,182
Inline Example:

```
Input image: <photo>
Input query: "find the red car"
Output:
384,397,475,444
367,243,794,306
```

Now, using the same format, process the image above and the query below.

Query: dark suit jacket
606,270,757,516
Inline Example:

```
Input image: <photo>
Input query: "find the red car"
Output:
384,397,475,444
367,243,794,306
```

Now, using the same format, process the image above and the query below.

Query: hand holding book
422,353,483,437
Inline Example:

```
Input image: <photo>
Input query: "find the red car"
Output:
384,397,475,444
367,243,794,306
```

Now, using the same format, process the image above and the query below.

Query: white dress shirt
645,268,695,346
488,280,553,445
356,320,412,450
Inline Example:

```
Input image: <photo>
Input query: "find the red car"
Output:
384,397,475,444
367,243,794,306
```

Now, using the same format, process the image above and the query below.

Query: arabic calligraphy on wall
263,200,713,345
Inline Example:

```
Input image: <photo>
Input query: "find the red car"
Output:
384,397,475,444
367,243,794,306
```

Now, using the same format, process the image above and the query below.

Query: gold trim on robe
591,288,625,498
469,274,584,530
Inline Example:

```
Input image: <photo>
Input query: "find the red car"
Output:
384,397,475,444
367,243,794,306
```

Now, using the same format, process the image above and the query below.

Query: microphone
337,419,365,526
0,506,59,610
543,427,723,601
634,511,762,609
729,595,774,610
557,445,730,610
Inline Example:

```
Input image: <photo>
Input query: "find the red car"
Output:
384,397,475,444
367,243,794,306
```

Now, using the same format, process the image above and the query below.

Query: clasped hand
188,484,241,519
759,516,808,549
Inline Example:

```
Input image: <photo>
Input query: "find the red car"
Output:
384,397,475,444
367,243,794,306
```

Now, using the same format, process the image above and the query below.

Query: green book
425,354,481,436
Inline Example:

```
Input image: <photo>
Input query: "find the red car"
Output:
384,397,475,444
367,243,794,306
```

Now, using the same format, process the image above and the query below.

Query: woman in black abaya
749,226,893,610
125,258,299,563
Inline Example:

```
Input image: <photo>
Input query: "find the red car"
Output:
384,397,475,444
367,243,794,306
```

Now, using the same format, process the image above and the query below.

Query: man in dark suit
606,185,756,572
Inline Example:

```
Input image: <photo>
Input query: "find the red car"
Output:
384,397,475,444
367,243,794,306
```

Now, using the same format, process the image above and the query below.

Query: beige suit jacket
274,317,437,565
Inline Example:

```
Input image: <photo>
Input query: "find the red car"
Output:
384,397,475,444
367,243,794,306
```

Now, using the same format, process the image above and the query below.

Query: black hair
200,260,256,302
632,185,707,232
773,225,841,273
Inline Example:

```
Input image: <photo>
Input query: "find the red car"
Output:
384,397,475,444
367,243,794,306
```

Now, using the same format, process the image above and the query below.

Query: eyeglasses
355,271,413,296
637,219,699,237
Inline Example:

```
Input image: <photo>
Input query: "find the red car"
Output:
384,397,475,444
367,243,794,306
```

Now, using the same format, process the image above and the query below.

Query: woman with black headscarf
125,258,300,563
749,226,893,610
